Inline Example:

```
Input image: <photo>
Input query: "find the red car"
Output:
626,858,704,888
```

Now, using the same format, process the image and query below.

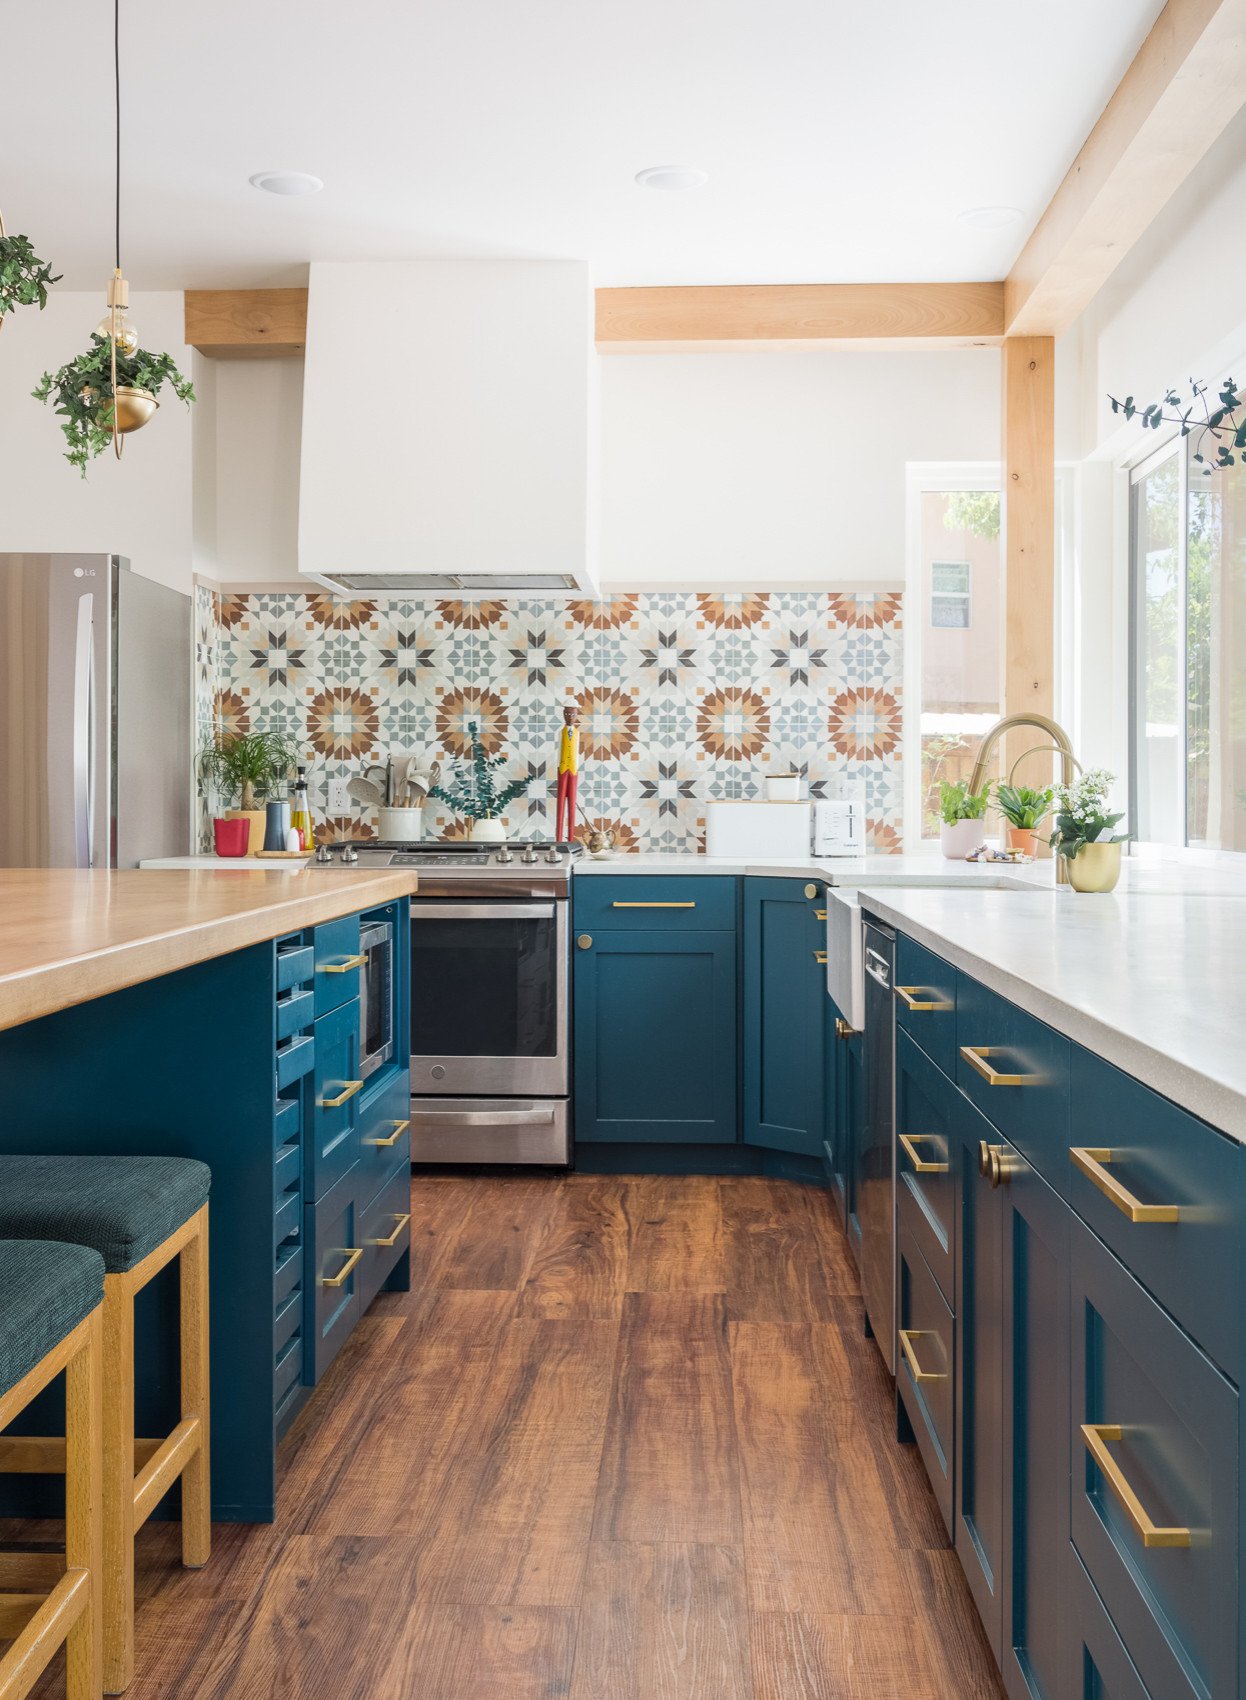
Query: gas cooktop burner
315,836,580,893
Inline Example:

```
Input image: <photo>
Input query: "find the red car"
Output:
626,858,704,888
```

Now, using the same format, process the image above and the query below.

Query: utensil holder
378,806,424,842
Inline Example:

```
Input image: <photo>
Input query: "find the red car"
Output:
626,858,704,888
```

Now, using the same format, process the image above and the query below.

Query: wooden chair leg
64,1308,103,1700
102,1278,135,1696
179,1206,210,1569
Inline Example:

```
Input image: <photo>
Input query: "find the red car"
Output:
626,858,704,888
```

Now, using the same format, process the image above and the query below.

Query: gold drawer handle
610,901,696,909
1080,1424,1191,1548
813,950,828,964
368,1212,411,1248
898,1329,946,1384
319,953,366,974
899,1133,948,1175
896,985,953,1013
318,1079,363,1109
961,1045,1032,1087
835,1018,857,1040
814,909,827,920
363,1118,410,1148
321,1247,362,1288
1070,1148,1179,1224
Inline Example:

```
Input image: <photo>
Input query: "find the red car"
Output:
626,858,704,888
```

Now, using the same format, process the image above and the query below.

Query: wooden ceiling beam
1004,0,1246,338
184,288,307,359
594,282,1005,350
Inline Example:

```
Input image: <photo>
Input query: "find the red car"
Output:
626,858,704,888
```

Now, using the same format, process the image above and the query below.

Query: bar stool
0,1239,104,1700
0,1157,211,1694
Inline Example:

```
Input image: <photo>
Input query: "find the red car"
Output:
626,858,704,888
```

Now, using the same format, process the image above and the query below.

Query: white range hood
298,260,599,595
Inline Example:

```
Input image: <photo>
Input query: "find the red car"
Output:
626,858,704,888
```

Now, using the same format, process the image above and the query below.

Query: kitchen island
0,868,418,1522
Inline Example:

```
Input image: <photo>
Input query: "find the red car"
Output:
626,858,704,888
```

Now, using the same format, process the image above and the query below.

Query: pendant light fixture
99,0,152,455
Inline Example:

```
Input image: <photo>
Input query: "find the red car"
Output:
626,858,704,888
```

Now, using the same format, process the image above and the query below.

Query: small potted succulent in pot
1048,768,1129,892
995,783,1054,857
938,779,992,860
428,722,530,842
198,729,303,856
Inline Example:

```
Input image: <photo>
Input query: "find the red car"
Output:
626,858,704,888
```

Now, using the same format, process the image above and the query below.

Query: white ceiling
3,0,1165,292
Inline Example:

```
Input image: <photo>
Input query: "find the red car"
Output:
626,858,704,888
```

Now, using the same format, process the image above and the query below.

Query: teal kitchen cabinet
825,993,862,1245
743,877,827,1156
573,922,738,1144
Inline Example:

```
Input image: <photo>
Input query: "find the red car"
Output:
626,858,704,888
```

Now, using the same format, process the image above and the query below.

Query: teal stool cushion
0,1240,104,1399
0,1156,211,1275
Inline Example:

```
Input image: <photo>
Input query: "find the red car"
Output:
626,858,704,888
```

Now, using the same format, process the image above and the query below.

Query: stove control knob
340,845,359,864
521,845,538,864
315,844,333,864
545,847,561,864
495,846,514,864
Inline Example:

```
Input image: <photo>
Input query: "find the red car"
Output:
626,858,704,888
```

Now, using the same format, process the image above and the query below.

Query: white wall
598,347,1000,585
192,356,303,585
0,291,194,593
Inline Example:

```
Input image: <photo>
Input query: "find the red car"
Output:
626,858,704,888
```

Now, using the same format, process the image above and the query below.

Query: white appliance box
705,800,812,859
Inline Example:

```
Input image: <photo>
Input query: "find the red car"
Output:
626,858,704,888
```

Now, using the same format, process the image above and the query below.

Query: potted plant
198,729,302,856
33,333,194,477
938,779,991,860
995,783,1053,857
1048,768,1129,892
0,224,61,324
428,721,530,841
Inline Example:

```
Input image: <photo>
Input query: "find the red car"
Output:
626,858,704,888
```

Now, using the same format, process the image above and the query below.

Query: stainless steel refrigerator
0,554,191,868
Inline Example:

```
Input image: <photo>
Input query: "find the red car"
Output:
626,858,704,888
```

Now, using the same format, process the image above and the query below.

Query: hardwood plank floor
14,1172,1003,1699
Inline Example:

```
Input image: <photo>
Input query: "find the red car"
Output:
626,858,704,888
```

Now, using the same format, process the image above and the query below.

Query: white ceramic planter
378,806,424,842
470,817,507,843
940,817,985,860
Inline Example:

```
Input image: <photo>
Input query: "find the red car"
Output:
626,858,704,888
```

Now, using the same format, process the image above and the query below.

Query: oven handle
411,1106,557,1128
411,901,557,921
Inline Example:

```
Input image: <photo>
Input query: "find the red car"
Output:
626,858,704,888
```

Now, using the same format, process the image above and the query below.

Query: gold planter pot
107,386,159,434
226,808,267,856
1067,841,1122,893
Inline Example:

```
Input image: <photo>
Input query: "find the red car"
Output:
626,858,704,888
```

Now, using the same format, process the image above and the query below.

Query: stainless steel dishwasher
859,918,896,1373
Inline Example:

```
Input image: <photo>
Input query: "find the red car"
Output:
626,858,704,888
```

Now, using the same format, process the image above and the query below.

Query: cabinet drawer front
1071,1217,1238,1700
273,1239,301,1311
356,1072,411,1196
273,1094,300,1148
742,879,827,1156
275,985,316,1042
895,1029,954,1303
310,999,362,1201
1066,1550,1154,1700
275,942,315,993
573,875,736,931
1069,1048,1241,1383
359,1164,412,1312
273,1332,303,1410
897,1225,954,1535
314,914,363,1014
305,1165,362,1384
275,1031,315,1090
895,934,957,1078
955,971,1070,1178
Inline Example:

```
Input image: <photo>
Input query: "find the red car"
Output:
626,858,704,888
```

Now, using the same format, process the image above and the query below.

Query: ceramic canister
263,800,292,852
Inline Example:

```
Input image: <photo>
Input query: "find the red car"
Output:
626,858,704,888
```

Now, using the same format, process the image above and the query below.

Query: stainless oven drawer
409,1096,570,1166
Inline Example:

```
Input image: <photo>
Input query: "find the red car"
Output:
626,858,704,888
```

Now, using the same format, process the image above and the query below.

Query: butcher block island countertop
0,866,419,1032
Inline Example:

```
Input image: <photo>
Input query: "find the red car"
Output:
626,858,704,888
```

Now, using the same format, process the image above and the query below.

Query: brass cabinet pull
319,953,366,974
986,1145,1010,1188
318,1079,363,1109
978,1140,993,1178
814,909,827,920
363,1118,410,1148
804,884,818,899
835,1018,857,1041
895,985,953,1013
961,1045,1032,1086
898,1329,946,1384
813,950,828,964
899,1133,948,1175
610,901,696,909
367,1213,411,1248
321,1247,362,1288
1080,1424,1191,1548
576,934,593,950
1070,1148,1179,1224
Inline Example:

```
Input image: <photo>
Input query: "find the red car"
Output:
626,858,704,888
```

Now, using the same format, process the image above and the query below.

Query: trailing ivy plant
32,333,195,476
0,231,61,320
428,721,531,822
1108,378,1246,474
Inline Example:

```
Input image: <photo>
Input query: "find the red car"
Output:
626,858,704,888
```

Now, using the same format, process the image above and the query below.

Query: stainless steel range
316,839,575,1165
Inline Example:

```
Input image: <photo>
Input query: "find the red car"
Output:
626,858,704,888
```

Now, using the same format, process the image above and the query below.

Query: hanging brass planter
107,386,158,434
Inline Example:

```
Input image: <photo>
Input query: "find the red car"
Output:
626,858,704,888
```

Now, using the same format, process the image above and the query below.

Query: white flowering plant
1048,768,1128,860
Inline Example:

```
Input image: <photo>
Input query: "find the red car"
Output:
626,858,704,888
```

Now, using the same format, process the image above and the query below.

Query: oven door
409,899,568,1096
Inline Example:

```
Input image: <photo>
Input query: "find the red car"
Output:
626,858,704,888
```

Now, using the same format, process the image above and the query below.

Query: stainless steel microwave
359,918,396,1080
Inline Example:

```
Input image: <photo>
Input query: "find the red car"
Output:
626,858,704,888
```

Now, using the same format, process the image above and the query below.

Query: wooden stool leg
65,1308,103,1700
102,1278,135,1695
179,1206,210,1569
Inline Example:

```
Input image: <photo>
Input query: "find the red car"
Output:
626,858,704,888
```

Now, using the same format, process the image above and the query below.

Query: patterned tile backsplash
194,585,904,853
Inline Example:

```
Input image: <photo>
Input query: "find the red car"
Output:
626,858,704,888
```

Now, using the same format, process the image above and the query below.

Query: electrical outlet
327,778,349,814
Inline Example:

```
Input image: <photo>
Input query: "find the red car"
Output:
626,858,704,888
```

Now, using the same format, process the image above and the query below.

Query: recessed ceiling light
956,205,1022,231
635,165,709,192
248,170,324,197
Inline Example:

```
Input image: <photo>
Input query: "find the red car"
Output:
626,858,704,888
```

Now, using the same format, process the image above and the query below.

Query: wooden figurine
555,703,580,843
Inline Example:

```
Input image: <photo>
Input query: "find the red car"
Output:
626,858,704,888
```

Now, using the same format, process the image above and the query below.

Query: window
1130,436,1246,851
931,561,971,628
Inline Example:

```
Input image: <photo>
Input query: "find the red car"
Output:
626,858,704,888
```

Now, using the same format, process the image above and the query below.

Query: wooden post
1001,337,1055,713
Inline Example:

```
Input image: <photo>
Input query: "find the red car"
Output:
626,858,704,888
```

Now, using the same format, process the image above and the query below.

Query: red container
213,817,251,858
